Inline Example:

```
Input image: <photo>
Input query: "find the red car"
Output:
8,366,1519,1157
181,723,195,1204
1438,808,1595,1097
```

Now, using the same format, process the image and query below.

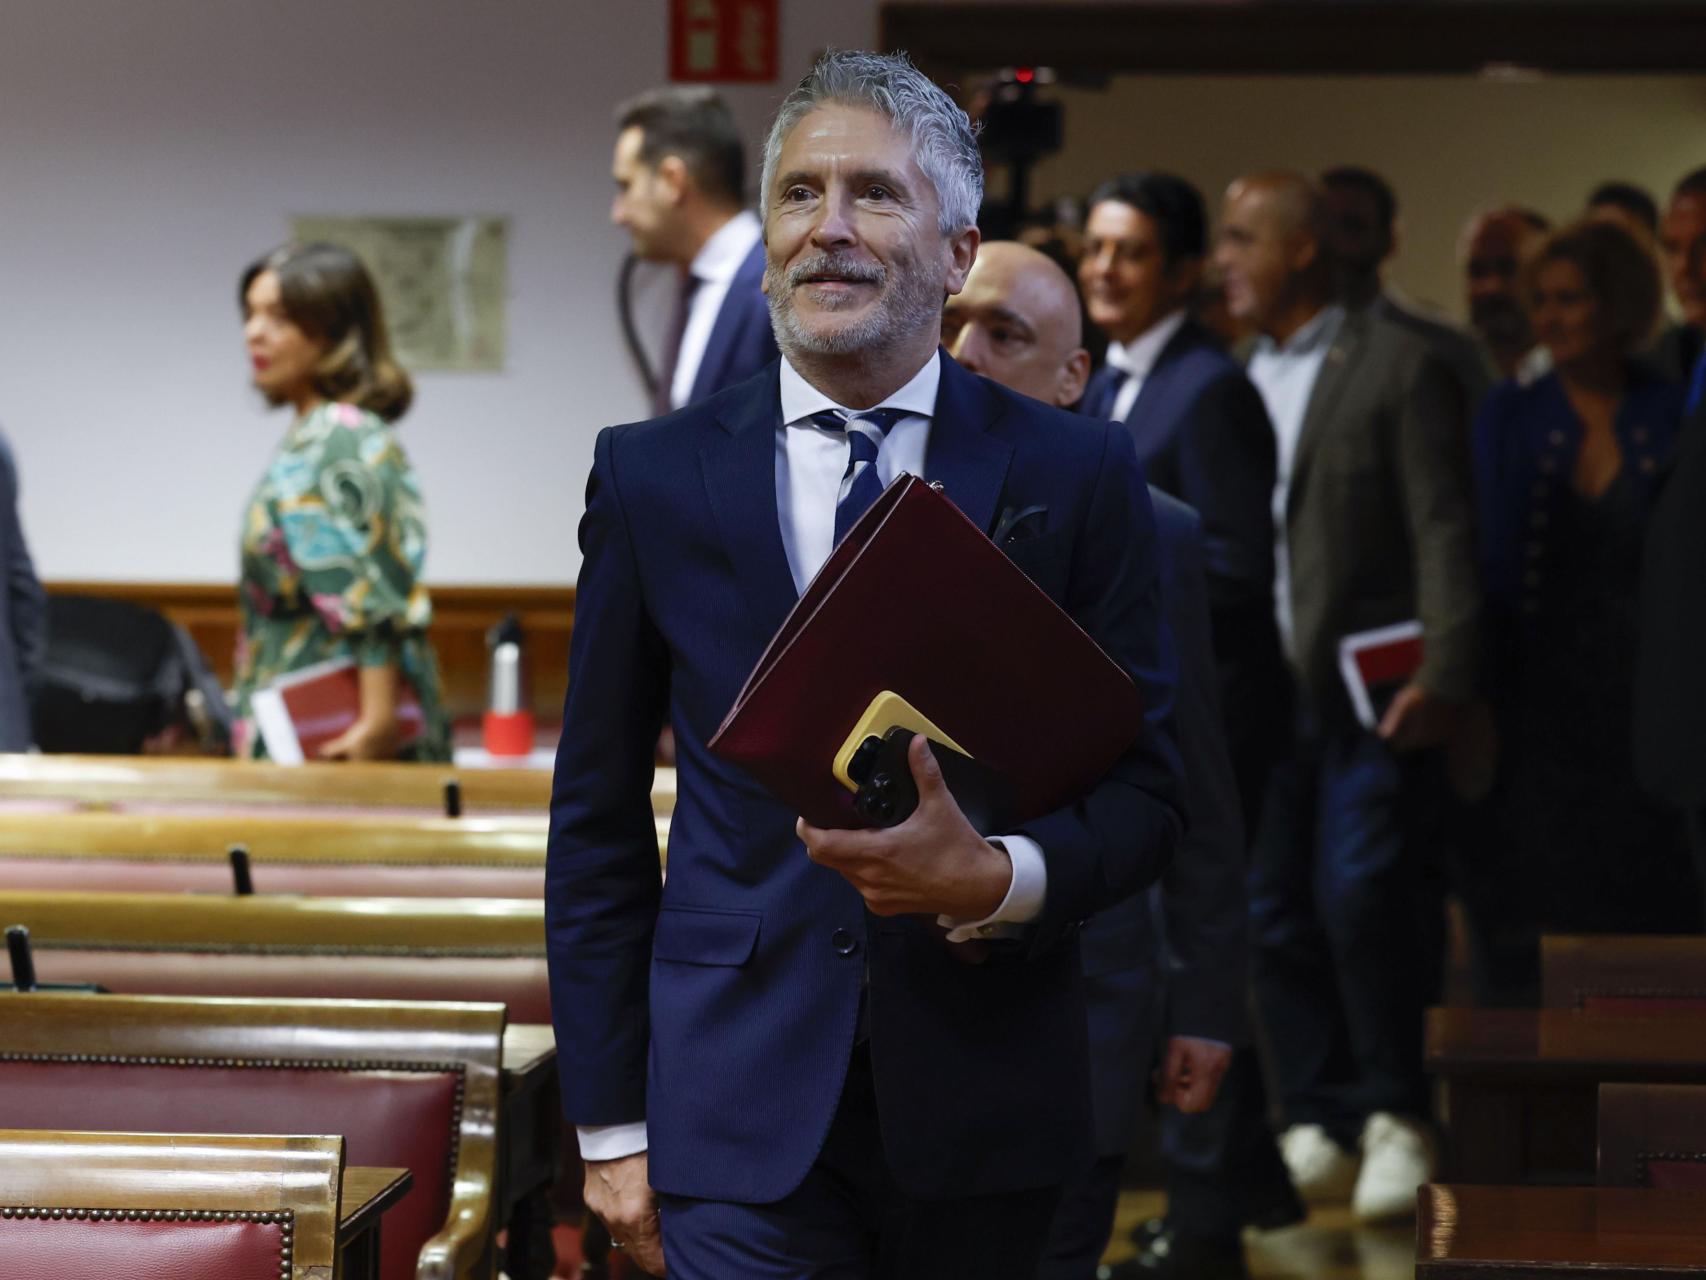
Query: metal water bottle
482,614,535,758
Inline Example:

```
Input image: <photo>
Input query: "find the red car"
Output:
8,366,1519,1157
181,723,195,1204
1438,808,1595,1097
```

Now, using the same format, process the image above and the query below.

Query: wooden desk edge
502,1023,557,1086
340,1166,412,1242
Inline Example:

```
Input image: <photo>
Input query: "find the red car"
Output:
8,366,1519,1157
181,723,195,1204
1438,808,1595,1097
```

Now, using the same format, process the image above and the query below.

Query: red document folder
1337,620,1424,730
250,657,425,764
709,474,1146,829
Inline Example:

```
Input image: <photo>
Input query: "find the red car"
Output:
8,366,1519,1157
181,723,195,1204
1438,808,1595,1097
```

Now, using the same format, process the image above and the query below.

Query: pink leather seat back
0,1214,287,1280
31,949,553,1023
0,1060,459,1280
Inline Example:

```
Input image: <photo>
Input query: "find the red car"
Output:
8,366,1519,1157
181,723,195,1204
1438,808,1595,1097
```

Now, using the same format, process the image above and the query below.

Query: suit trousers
1036,1155,1123,1280
1247,717,1445,1146
658,1042,1061,1279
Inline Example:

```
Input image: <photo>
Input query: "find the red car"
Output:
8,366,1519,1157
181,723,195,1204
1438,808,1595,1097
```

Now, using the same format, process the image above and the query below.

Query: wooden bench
0,751,570,813
0,992,503,1280
1544,935,1706,1016
1417,1183,1706,1278
1601,1084,1706,1191
1427,1008,1706,1184
0,808,668,897
0,889,552,1022
0,1129,345,1280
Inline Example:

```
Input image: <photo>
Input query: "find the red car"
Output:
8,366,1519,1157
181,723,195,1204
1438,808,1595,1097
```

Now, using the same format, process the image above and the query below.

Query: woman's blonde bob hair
1523,219,1664,357
240,242,413,423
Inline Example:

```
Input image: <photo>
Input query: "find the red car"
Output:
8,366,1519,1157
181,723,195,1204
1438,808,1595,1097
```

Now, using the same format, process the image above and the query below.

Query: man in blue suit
612,87,777,413
551,53,1183,1278
1078,172,1282,831
949,241,1253,1279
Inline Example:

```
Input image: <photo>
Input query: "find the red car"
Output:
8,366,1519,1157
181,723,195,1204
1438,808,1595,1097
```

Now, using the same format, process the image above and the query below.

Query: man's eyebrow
985,305,1036,335
847,168,913,197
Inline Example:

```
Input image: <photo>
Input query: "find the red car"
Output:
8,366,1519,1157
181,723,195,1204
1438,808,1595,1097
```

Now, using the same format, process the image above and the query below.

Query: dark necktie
1688,350,1706,416
809,407,908,544
653,271,702,416
1083,365,1129,420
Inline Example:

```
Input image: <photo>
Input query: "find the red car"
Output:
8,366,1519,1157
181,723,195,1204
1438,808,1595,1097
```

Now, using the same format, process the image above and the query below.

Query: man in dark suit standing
1215,172,1480,1225
611,87,777,413
552,53,1183,1278
1654,167,1706,396
1078,172,1282,831
947,241,1250,1279
1637,416,1706,909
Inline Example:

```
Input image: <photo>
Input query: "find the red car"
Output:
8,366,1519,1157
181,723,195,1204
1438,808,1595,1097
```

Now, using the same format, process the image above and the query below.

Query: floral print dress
232,401,450,761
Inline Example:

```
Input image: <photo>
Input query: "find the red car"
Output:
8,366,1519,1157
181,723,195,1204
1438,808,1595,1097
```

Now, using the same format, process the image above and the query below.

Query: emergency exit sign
669,0,778,83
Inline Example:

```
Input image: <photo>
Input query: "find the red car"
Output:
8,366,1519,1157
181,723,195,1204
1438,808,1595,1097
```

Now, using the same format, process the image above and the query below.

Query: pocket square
991,504,1049,545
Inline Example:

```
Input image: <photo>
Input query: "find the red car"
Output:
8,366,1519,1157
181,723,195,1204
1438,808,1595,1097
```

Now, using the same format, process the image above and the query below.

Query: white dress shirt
669,210,763,411
577,350,1050,1162
1246,304,1344,656
1102,309,1188,422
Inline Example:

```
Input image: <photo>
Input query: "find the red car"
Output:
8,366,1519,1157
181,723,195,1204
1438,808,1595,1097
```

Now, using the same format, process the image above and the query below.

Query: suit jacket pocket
1002,530,1072,599
652,905,762,966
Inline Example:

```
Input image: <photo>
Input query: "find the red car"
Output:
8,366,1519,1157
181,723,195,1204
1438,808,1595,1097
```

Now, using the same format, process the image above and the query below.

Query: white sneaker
1353,1112,1436,1223
1279,1123,1359,1205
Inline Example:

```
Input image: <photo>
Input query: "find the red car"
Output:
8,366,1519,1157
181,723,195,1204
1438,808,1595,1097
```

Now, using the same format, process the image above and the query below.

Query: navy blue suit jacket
1079,489,1248,1155
685,238,778,405
0,433,43,750
1085,317,1284,821
547,353,1184,1204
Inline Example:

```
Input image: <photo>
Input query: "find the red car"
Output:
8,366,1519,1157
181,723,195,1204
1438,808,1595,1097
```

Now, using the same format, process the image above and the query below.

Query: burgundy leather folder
709,473,1146,829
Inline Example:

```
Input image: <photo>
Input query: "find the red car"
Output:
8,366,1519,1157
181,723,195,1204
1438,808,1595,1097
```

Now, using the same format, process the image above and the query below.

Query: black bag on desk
31,595,230,753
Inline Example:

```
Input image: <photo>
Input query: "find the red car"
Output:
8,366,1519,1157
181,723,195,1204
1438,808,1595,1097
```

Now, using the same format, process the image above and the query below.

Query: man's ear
654,155,690,206
1057,348,1092,409
943,226,982,296
1167,257,1205,305
1290,232,1320,277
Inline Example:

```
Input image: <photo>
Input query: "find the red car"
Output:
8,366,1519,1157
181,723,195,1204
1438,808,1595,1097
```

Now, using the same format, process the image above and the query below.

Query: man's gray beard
767,256,945,360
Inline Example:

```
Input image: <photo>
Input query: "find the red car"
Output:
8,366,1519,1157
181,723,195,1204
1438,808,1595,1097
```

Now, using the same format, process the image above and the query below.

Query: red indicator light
1015,67,1035,84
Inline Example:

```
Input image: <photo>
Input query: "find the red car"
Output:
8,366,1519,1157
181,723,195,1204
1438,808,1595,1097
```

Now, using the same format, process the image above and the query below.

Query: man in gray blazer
947,241,1252,1279
0,431,45,750
1215,173,1480,1225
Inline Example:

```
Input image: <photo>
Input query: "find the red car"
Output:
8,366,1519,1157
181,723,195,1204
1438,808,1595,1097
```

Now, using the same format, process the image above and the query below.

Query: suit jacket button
831,928,859,956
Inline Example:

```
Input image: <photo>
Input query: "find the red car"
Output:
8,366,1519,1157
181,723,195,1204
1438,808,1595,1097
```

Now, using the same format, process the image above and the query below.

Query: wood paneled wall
45,582,576,722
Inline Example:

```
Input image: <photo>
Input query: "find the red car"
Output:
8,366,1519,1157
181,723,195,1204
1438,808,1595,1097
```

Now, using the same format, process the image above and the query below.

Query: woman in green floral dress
232,242,450,762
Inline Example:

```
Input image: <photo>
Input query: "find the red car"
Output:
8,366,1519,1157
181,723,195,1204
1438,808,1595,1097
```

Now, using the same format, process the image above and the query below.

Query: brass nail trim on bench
0,1206,295,1275
0,1054,466,1196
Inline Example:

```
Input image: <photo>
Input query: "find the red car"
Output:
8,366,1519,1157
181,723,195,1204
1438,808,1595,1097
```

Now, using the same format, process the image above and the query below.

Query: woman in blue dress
1471,219,1698,968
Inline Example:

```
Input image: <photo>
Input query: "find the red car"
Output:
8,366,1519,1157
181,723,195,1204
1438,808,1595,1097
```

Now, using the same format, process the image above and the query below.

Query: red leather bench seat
0,1060,459,1280
0,1212,289,1280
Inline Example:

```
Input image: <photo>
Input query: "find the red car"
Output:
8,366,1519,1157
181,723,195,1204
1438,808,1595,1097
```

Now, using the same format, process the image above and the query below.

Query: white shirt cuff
937,834,1047,943
577,1121,649,1161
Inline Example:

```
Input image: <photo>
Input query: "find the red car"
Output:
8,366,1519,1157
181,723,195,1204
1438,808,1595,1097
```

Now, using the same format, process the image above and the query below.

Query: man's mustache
786,256,885,288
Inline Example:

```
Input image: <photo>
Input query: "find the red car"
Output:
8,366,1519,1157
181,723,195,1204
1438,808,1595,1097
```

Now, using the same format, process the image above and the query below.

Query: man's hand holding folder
710,473,1150,931
798,734,1011,920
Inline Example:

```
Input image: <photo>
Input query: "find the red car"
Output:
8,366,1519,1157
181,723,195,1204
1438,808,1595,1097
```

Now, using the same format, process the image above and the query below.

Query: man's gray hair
759,50,983,235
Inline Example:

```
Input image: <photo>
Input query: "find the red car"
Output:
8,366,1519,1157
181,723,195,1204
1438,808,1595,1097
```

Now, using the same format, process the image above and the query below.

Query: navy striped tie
811,407,908,544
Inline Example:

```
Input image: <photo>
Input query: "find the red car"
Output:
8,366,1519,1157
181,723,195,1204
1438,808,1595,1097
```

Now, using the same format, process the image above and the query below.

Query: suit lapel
689,241,767,404
702,363,799,630
1288,310,1363,513
924,353,1014,536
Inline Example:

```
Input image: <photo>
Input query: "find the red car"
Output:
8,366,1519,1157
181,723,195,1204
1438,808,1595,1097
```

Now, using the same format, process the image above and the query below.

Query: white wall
0,0,877,585
1027,72,1706,320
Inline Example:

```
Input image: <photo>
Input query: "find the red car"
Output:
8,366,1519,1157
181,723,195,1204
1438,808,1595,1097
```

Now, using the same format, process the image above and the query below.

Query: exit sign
669,0,778,83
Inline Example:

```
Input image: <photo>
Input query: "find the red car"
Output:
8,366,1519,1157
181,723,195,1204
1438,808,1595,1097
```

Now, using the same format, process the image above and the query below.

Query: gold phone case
831,690,969,792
